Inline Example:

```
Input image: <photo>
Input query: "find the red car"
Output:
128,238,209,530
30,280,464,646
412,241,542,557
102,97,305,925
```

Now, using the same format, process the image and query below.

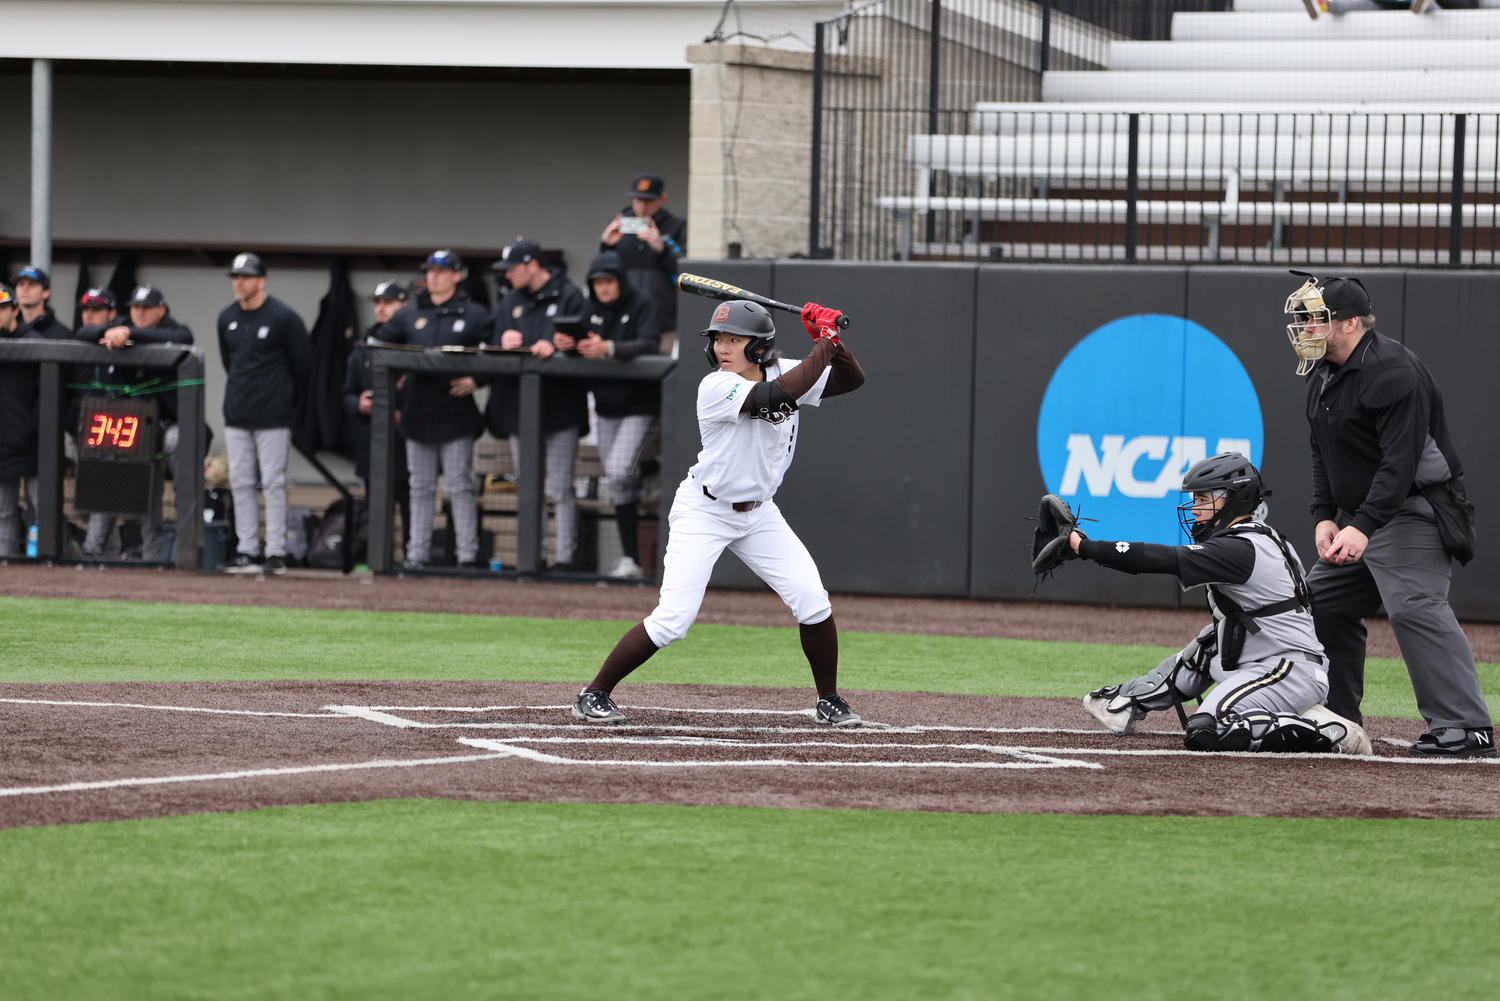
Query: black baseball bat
676,273,851,329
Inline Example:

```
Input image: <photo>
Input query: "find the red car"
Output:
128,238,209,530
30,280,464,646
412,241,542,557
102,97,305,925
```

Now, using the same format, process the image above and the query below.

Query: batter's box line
454,737,1102,770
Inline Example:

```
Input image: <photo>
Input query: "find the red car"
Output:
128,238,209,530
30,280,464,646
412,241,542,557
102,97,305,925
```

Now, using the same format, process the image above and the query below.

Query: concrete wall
664,259,1500,620
0,65,689,276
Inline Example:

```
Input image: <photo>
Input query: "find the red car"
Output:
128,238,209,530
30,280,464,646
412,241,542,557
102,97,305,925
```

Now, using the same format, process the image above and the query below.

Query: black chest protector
1205,523,1314,672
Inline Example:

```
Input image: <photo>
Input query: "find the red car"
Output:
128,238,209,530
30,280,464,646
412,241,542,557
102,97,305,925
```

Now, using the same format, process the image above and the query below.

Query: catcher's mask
1176,452,1268,542
1284,270,1371,376
700,300,776,371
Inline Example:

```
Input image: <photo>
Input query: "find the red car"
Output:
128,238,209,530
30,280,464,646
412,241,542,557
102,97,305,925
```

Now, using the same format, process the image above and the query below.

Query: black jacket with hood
486,266,588,438
0,314,39,480
602,205,685,332
376,289,489,445
580,252,661,418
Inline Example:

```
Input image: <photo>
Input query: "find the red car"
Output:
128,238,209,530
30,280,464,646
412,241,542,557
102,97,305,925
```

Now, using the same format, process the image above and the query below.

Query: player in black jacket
343,281,411,546
0,285,39,558
599,173,686,335
1287,273,1493,758
576,251,661,577
14,266,71,341
489,239,588,570
78,285,195,559
378,253,488,570
217,253,311,575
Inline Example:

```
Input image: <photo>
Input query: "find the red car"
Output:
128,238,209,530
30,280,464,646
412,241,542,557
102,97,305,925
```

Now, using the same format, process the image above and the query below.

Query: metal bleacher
878,5,1500,263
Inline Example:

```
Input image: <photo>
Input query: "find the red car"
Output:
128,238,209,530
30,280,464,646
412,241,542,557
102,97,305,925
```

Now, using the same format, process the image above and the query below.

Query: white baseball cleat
609,556,643,579
1304,704,1373,755
1083,691,1142,735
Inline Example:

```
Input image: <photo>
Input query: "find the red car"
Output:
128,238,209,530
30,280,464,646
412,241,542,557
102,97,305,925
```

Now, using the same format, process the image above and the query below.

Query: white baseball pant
644,478,832,648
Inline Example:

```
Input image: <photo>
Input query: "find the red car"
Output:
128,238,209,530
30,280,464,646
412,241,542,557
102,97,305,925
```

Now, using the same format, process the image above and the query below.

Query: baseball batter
1038,453,1372,754
572,299,865,725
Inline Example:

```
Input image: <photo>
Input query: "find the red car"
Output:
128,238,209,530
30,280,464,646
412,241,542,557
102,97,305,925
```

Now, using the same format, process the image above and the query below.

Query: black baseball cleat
223,553,262,574
815,693,862,727
262,555,287,576
1409,726,1496,759
572,689,626,723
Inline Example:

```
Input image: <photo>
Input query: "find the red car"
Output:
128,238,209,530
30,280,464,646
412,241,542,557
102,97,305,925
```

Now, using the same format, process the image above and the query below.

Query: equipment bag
1419,476,1477,566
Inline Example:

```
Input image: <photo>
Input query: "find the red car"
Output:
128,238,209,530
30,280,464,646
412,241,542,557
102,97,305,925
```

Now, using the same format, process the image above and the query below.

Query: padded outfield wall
664,261,1499,621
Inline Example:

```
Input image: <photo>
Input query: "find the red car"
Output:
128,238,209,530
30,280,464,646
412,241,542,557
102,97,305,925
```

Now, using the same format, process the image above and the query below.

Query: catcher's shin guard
1183,711,1253,752
1243,711,1338,754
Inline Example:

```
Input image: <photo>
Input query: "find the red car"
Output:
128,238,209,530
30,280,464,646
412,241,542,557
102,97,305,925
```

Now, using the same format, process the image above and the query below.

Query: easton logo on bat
681,276,746,294
1036,314,1264,545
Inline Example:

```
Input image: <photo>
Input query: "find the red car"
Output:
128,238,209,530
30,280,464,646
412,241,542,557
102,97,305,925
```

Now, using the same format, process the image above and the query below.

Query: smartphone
618,216,650,236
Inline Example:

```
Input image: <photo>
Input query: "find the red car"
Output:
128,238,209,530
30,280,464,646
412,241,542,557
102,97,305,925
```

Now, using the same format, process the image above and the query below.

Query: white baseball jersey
687,358,832,504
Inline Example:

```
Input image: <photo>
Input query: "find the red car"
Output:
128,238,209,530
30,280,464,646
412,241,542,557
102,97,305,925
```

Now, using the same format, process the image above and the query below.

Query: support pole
31,58,52,273
1039,0,1052,74
926,0,942,244
810,19,825,258
1450,113,1467,267
173,351,206,571
1125,113,1139,263
516,372,546,576
36,362,65,559
367,357,396,572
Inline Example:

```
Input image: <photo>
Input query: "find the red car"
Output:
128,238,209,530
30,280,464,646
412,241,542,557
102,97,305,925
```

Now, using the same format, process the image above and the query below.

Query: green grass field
2,595,1497,999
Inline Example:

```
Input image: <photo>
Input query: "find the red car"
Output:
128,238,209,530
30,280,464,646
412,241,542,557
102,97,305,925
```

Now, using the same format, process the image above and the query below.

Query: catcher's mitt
1030,494,1086,576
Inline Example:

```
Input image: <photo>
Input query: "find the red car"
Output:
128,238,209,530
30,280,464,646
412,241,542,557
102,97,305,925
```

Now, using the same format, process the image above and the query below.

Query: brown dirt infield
3,680,1496,831
3,564,1496,830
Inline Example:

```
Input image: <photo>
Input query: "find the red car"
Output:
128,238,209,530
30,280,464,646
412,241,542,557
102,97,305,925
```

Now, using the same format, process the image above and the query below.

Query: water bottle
26,523,38,558
489,557,504,573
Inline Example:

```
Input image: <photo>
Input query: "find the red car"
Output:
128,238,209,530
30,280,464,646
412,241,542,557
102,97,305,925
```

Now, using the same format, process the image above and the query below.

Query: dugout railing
0,339,206,571
366,348,676,577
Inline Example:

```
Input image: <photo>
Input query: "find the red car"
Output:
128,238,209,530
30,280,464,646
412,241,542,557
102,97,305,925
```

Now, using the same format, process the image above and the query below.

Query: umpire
1286,273,1493,758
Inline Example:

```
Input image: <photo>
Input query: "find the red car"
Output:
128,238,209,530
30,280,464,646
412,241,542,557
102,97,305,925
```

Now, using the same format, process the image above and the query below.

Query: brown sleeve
821,343,865,398
738,338,837,412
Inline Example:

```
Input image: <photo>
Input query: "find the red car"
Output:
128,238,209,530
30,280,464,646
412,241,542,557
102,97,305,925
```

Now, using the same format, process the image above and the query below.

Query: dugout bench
367,347,675,577
0,339,206,571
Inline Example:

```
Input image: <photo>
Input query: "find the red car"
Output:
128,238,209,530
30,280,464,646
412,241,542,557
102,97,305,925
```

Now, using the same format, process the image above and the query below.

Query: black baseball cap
372,281,409,302
627,173,665,200
1289,271,1372,319
81,287,117,309
131,285,166,308
423,249,464,271
16,265,50,289
495,239,542,270
229,252,266,277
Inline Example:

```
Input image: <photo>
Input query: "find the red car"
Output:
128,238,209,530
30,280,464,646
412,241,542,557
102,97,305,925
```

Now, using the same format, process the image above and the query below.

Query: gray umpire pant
405,437,478,564
225,426,290,559
0,477,39,557
1307,497,1491,731
509,429,578,566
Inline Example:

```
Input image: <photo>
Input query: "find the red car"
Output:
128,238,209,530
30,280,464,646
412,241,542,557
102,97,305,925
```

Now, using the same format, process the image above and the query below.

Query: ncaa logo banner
1036,315,1264,545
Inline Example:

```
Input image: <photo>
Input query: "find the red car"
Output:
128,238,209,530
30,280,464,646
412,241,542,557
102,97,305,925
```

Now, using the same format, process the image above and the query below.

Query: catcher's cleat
1083,689,1144,735
815,693,862,727
1409,726,1496,759
572,689,626,723
1304,704,1372,755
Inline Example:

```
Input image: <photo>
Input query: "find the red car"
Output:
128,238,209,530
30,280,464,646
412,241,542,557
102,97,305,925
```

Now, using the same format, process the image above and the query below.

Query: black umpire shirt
1306,328,1463,539
376,290,488,445
486,267,588,438
217,296,311,430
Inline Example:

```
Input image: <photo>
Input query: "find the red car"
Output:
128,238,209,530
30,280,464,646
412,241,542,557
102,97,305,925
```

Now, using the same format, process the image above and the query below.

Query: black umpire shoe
1409,726,1496,759
572,689,626,723
815,693,862,727
262,555,287,576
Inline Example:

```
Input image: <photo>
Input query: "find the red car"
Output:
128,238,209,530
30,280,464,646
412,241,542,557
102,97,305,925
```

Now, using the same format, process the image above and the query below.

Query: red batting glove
800,302,843,346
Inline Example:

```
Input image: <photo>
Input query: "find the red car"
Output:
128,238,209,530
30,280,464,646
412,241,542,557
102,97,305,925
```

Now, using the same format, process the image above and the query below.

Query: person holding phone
599,173,686,340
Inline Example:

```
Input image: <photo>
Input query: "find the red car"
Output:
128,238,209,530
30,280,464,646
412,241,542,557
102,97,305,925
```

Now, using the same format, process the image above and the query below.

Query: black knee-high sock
800,616,838,697
587,622,659,693
615,504,639,562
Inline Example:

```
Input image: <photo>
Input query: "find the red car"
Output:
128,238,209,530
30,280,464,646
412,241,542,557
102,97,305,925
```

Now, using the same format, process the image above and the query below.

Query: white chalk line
0,752,511,798
454,737,1100,770
0,697,343,719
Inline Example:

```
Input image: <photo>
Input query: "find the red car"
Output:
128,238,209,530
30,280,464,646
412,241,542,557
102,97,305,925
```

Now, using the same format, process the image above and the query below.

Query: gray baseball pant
1307,497,1492,730
0,477,39,557
225,426,290,558
86,424,179,559
596,415,655,506
405,437,478,564
509,428,578,565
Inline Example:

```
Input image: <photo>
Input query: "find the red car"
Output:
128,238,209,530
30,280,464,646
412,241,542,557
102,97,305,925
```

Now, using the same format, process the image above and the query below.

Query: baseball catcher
1044,453,1372,755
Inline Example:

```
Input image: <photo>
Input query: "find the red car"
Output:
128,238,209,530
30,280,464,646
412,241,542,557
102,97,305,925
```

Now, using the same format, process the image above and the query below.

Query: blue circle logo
1036,315,1264,545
